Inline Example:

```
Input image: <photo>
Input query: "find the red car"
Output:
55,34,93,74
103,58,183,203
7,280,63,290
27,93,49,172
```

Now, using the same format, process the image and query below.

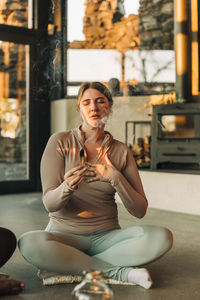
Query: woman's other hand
84,154,118,183
64,166,96,190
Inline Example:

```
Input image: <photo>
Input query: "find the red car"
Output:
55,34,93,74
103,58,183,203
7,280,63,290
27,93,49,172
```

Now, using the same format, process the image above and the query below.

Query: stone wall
69,0,139,53
0,0,28,27
138,0,174,50
69,0,174,51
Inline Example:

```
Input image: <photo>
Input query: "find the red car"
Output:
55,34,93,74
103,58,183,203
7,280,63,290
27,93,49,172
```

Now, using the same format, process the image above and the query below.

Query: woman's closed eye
81,98,106,106
96,99,106,104
82,100,90,106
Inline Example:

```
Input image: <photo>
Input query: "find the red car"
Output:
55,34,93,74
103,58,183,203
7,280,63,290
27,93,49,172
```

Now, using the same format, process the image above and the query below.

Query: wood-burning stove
151,103,200,170
150,0,200,171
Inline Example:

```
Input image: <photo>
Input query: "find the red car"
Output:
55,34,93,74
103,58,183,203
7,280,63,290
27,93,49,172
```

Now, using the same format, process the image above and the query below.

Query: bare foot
0,279,25,296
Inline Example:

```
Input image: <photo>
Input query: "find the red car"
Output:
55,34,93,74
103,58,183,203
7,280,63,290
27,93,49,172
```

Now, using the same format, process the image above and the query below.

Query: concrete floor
0,192,200,300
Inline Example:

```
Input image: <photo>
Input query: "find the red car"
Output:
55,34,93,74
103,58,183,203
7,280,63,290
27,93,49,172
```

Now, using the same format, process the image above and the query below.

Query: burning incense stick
80,148,85,167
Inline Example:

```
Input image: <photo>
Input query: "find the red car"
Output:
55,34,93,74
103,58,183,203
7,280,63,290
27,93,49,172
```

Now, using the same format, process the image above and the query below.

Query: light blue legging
18,224,173,282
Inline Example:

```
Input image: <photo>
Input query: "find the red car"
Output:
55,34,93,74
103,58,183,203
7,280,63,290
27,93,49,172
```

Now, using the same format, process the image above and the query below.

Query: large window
0,41,30,181
66,0,175,97
66,0,140,96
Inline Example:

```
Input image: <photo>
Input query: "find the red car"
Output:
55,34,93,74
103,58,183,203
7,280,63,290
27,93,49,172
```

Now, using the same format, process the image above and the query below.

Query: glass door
0,27,36,193
0,0,39,193
0,41,30,182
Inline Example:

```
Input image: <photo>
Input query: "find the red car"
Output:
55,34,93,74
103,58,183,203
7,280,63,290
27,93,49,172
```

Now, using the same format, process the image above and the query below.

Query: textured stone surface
0,0,28,27
0,163,27,180
69,0,139,53
139,0,174,50
69,0,174,51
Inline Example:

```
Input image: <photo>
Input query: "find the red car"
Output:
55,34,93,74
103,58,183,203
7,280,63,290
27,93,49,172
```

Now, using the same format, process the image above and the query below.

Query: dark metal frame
125,121,151,146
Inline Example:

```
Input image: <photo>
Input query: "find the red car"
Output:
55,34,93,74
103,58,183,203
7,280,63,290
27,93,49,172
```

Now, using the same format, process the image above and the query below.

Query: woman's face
79,88,111,129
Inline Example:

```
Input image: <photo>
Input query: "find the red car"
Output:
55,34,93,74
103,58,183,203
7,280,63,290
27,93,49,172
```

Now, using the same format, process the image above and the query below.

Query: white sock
127,268,153,289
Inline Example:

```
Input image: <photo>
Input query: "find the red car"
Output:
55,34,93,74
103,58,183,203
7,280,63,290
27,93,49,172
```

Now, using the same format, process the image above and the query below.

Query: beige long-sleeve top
40,127,148,234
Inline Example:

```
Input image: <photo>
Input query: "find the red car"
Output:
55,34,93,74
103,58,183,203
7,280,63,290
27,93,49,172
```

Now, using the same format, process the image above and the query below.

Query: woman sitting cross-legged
18,81,173,289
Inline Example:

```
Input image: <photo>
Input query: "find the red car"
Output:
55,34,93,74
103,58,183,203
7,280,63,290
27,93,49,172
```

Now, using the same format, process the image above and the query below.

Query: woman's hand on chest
84,153,118,183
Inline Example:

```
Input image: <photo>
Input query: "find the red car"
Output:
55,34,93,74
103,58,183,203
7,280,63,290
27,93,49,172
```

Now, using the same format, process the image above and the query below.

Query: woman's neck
81,123,105,143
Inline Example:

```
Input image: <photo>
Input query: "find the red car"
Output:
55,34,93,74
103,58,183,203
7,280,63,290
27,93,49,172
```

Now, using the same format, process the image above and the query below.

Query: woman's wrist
64,181,76,192
107,168,120,185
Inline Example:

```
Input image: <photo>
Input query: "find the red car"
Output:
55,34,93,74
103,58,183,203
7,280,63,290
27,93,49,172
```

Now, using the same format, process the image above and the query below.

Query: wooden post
191,0,199,98
174,0,190,102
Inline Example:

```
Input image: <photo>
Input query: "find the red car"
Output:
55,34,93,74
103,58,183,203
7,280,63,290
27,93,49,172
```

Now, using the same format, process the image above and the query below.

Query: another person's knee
0,228,17,267
0,227,16,250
